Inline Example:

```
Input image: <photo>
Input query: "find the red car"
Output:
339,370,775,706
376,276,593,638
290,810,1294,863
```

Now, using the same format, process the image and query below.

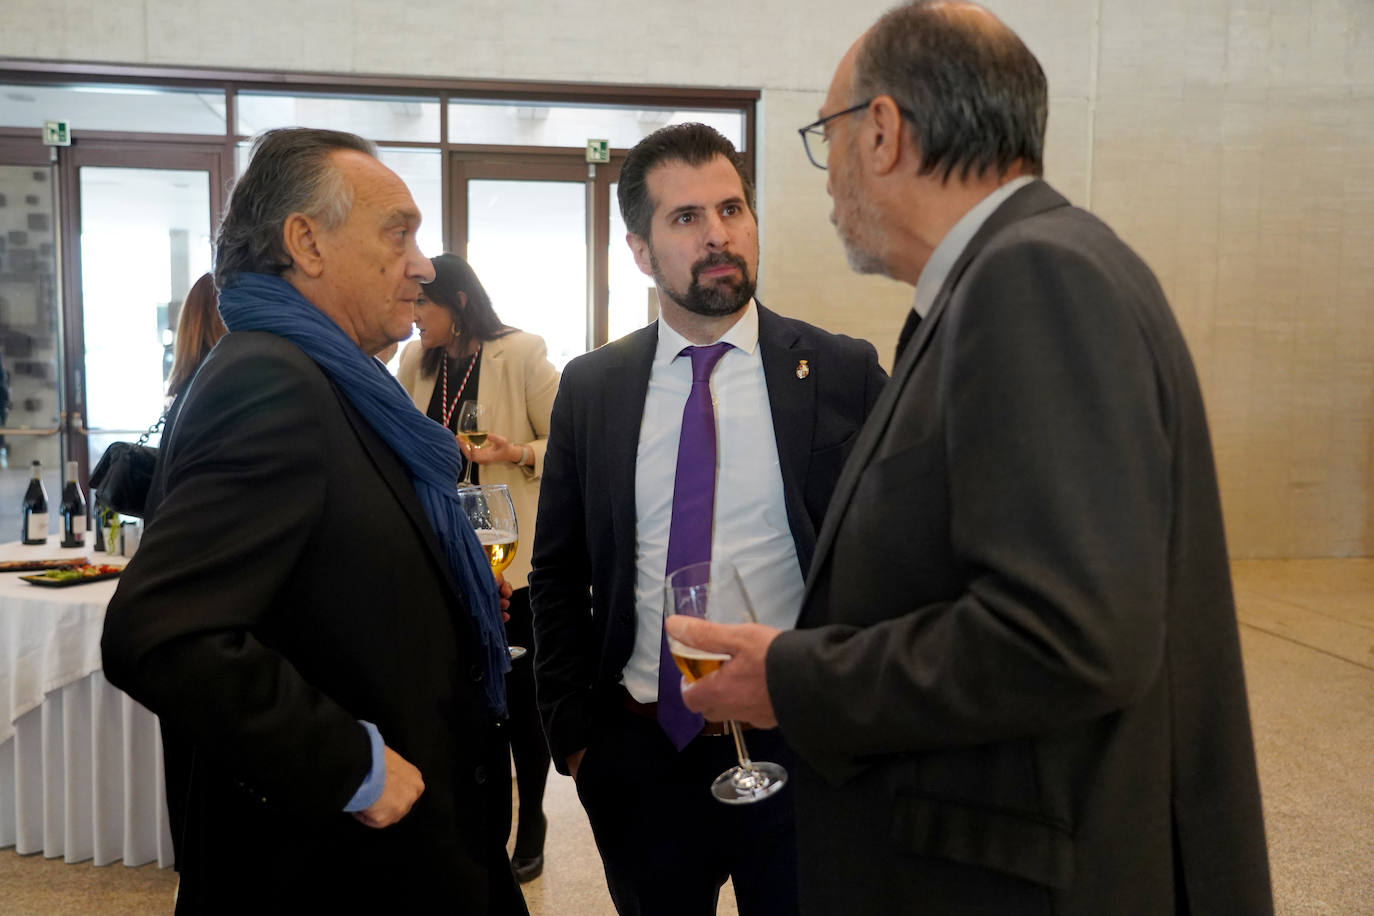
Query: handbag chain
136,410,169,447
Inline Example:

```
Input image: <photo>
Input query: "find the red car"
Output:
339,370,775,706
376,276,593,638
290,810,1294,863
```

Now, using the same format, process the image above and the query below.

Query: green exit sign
585,139,610,164
43,120,71,146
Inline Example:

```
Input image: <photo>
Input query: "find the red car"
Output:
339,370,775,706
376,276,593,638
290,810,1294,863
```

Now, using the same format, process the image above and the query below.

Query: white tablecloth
0,540,173,866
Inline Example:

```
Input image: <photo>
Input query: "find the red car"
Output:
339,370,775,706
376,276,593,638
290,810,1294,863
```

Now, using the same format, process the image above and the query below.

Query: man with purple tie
529,123,886,915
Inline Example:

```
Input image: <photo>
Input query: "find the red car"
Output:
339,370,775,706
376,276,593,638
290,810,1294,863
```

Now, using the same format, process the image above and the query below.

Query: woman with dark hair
167,272,227,401
397,253,560,882
149,272,226,874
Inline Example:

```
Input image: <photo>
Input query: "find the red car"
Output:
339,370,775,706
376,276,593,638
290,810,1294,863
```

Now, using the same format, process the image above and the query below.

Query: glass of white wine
664,560,787,804
456,483,526,660
455,400,489,487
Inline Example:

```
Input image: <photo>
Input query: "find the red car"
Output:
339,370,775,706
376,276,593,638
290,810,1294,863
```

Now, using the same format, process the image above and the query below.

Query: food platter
0,557,88,573
19,564,123,587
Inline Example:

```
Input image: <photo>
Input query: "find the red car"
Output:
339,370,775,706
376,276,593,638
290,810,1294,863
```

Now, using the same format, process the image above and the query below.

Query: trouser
574,695,800,916
504,587,550,855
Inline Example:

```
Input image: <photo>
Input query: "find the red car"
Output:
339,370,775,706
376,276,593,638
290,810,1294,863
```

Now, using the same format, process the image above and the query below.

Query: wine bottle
21,460,49,545
61,460,86,547
93,500,106,553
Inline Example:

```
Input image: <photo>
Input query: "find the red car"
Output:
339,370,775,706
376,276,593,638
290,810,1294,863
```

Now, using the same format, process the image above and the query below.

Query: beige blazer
397,330,560,589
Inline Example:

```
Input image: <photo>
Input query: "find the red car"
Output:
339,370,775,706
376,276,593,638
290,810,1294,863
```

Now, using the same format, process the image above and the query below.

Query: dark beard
652,250,756,318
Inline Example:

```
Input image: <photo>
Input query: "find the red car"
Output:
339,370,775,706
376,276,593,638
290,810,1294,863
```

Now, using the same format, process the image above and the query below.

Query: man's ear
627,232,654,277
866,95,907,176
282,212,326,279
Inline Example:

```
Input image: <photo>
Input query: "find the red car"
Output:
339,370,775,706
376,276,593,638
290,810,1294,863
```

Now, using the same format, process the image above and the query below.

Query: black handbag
89,413,166,518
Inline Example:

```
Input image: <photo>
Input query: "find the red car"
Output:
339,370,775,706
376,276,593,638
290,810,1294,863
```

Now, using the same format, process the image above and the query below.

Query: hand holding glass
456,483,525,660
664,560,787,804
456,400,488,487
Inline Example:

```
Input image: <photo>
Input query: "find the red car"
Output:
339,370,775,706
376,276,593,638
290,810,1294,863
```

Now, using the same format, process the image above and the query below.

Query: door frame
58,139,226,478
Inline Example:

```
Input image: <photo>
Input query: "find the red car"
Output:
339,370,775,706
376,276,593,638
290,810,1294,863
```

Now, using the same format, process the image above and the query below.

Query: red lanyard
440,345,481,429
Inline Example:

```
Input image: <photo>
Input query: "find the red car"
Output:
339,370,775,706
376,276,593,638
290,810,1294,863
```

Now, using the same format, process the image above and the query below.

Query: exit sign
43,120,71,146
585,139,610,164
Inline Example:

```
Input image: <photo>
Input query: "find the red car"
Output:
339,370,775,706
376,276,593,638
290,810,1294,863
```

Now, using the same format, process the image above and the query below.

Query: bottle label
26,512,48,542
62,512,85,547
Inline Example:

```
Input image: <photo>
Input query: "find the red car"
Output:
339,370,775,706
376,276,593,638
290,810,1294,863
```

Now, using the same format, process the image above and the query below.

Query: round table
0,540,172,867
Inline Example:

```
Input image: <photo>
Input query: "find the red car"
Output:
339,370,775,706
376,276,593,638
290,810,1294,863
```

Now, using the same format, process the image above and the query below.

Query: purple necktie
658,341,732,749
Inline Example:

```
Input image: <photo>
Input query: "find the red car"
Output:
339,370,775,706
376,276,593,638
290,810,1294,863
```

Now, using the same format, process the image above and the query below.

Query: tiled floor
513,774,736,916
1,559,1370,914
1232,559,1374,915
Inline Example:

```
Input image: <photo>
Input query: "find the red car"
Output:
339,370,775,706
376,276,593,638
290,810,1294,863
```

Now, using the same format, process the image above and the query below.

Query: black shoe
512,853,544,883
511,809,546,883
513,851,544,878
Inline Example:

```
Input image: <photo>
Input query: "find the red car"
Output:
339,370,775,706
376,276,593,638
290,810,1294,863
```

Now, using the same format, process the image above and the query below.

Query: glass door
449,153,623,368
62,143,222,480
467,175,588,370
608,178,659,341
76,166,212,465
0,147,62,542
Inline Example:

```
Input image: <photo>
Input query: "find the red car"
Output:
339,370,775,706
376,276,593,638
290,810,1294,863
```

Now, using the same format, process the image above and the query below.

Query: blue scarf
218,272,508,715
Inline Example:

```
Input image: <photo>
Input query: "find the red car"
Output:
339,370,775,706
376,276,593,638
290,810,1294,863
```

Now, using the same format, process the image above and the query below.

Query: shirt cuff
342,720,386,812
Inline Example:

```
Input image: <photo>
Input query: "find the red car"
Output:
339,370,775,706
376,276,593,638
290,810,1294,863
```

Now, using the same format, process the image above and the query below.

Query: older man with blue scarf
102,128,528,914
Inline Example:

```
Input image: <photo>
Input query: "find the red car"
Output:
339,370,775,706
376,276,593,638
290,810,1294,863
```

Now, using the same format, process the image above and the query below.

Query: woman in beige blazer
397,253,560,882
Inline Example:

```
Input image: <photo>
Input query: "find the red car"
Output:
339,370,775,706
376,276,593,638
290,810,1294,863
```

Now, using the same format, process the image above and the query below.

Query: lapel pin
796,359,810,379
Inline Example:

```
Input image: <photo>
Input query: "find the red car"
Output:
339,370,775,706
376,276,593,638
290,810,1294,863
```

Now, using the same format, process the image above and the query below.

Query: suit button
469,664,484,683
474,766,488,785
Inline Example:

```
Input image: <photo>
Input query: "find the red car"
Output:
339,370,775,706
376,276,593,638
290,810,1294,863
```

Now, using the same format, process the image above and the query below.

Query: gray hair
853,1,1047,182
214,128,377,287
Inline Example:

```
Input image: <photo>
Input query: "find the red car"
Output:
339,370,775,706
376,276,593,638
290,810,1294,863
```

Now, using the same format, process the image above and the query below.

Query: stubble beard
650,248,756,318
830,153,888,276
836,214,887,276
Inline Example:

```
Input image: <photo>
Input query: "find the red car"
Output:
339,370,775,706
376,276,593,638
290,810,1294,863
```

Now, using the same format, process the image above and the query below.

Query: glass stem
728,720,753,768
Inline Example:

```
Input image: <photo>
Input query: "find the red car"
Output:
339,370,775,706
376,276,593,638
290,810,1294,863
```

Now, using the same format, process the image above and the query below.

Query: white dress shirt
623,300,806,703
911,175,1037,319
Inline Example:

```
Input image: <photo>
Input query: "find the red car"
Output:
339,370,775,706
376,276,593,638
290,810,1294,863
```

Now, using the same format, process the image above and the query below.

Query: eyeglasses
797,101,872,170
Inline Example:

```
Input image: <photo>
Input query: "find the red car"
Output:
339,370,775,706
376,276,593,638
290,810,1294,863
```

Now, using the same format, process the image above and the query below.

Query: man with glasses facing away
669,3,1273,915
530,123,886,915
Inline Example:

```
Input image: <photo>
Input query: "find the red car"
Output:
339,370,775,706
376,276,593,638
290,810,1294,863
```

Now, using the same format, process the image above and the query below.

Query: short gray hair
853,1,1047,182
214,128,377,287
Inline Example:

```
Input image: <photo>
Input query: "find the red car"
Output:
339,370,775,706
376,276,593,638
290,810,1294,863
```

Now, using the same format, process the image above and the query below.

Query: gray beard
831,210,886,276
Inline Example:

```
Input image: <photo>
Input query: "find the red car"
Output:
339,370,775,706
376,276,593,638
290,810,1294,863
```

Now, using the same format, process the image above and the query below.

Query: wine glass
455,483,526,661
455,400,489,487
664,560,787,804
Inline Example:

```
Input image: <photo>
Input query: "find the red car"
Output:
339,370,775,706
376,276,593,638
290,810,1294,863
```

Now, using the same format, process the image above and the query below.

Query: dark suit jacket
101,332,526,914
530,304,886,770
767,182,1273,915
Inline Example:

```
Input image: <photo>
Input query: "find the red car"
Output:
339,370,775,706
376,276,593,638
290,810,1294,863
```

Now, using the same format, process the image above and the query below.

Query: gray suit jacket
768,182,1272,915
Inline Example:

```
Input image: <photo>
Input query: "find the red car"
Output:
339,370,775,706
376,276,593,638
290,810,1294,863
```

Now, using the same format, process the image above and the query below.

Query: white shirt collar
654,299,760,363
911,175,1036,319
